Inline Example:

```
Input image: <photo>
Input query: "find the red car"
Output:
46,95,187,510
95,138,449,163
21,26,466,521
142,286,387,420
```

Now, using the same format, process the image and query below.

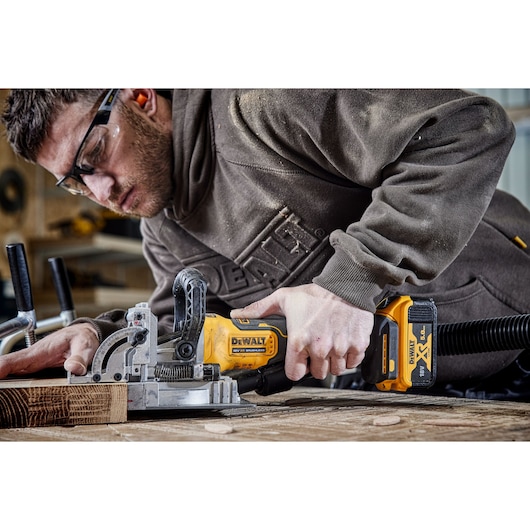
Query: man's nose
82,174,114,202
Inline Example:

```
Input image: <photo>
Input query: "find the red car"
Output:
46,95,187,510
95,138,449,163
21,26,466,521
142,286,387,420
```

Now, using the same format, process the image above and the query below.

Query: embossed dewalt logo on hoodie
237,207,329,288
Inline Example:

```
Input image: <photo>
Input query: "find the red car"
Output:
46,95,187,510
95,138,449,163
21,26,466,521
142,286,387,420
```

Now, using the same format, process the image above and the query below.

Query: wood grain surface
0,381,528,441
0,378,127,428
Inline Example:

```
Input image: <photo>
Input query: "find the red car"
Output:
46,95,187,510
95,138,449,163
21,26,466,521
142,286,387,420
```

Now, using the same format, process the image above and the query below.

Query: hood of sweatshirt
170,89,215,220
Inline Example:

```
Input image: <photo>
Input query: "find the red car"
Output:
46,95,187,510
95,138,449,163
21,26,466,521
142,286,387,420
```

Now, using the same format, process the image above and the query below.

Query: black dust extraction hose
438,314,530,355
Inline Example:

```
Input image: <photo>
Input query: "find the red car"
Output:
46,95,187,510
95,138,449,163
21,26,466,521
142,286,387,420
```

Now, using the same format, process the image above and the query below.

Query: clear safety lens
60,178,86,195
57,123,121,196
76,124,120,175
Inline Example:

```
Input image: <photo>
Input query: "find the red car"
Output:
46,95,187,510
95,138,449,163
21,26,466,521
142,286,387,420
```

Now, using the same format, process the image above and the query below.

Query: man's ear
129,89,158,116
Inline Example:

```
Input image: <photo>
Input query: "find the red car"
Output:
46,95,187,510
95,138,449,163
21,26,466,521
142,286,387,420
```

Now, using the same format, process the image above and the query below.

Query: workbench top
1,386,529,441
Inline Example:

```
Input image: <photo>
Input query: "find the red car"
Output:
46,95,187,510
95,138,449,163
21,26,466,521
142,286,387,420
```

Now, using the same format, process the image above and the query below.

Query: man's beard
110,103,174,218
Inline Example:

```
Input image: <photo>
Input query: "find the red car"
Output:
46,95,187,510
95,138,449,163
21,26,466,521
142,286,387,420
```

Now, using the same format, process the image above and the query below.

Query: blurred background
471,89,530,209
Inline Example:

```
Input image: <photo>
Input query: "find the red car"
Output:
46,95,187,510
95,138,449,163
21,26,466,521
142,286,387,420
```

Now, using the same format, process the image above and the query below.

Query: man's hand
0,323,99,379
230,283,374,381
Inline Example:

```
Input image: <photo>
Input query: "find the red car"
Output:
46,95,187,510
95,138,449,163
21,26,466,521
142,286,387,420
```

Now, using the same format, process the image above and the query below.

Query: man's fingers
285,355,311,381
329,354,347,376
0,346,63,377
346,349,366,370
284,335,367,381
0,323,100,380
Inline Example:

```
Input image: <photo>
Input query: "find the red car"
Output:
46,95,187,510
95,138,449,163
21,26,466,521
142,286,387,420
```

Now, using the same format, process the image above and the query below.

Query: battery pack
362,296,437,392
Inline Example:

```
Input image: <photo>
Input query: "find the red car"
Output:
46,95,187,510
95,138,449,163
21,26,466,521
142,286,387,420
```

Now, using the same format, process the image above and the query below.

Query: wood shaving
204,423,234,434
372,415,401,426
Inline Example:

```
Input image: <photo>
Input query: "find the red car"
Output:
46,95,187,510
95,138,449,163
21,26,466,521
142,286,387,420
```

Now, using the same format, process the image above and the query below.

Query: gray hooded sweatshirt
89,89,530,382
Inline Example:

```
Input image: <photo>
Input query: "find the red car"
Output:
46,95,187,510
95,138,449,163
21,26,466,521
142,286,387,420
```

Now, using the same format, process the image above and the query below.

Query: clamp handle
172,268,207,361
48,257,74,312
6,243,34,313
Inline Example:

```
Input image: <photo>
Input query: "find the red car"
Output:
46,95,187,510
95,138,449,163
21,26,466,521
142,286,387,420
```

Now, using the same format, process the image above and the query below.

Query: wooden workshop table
1,383,529,441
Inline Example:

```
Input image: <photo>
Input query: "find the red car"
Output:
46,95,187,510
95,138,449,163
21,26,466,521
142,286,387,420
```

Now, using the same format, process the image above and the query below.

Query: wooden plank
0,378,127,429
0,385,528,441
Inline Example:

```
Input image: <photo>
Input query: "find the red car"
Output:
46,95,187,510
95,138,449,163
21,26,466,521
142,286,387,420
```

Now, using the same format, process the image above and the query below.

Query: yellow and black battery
361,296,437,392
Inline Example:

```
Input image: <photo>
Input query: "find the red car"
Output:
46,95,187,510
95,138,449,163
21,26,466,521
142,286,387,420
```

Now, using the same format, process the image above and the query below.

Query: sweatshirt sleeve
241,89,515,312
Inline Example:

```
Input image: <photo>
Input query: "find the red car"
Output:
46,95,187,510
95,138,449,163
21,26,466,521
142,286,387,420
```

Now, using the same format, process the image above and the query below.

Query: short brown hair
1,89,104,162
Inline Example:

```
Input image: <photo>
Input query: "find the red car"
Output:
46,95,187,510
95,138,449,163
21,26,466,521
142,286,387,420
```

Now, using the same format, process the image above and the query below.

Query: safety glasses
56,89,121,196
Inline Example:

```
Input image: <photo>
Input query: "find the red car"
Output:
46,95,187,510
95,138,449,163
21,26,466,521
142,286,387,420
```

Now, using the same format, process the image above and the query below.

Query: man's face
37,92,174,218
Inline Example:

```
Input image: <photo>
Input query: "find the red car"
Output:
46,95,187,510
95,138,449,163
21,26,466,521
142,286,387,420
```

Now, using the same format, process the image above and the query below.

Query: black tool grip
6,243,34,313
48,257,74,312
172,267,206,340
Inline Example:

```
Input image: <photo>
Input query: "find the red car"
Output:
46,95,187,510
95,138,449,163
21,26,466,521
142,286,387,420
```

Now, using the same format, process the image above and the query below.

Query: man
1,89,530,400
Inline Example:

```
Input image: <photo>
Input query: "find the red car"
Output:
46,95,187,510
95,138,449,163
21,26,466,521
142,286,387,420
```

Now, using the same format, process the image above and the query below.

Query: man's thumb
64,356,88,375
230,293,281,320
